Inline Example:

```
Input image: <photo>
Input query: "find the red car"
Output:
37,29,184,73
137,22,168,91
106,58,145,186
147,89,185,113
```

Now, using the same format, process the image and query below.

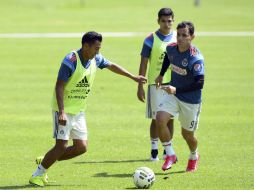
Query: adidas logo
76,76,90,88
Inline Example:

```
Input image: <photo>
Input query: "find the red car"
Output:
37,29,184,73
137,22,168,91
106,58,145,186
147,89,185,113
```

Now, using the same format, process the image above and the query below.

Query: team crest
182,58,188,67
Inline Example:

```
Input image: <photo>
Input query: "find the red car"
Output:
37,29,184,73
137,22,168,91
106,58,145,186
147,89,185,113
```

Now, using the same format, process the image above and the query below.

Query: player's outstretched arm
107,63,147,84
137,57,149,102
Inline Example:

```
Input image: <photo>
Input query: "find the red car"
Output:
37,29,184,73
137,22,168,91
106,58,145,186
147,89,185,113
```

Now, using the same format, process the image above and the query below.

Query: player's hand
155,75,163,88
160,85,176,94
134,75,147,84
58,111,67,126
137,84,146,102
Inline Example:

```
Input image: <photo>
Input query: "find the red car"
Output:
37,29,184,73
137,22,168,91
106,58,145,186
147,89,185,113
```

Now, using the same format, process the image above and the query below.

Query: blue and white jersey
140,30,176,58
167,43,204,104
58,49,110,82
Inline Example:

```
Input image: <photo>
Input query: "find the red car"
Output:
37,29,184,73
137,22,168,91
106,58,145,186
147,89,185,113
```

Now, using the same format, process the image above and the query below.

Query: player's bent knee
74,141,87,154
78,145,87,154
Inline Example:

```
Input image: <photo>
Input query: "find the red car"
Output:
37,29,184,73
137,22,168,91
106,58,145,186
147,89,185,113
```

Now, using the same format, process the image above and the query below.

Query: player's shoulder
146,32,154,39
143,33,154,48
166,42,177,51
144,33,154,42
62,51,78,70
168,42,177,47
190,45,204,60
64,51,77,63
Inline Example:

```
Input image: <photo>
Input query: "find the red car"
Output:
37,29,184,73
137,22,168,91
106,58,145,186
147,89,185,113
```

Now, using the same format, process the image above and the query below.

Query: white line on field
0,32,254,38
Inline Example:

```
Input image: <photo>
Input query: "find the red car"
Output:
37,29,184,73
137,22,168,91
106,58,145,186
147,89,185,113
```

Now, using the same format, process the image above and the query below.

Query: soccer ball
133,167,155,189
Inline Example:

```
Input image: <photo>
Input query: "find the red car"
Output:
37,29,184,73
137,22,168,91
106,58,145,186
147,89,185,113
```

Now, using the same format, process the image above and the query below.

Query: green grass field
0,0,254,189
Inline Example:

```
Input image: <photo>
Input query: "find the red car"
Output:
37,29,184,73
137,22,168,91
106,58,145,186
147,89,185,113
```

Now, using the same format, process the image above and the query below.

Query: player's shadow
156,170,186,175
74,159,150,164
0,184,61,189
94,172,132,178
93,170,185,179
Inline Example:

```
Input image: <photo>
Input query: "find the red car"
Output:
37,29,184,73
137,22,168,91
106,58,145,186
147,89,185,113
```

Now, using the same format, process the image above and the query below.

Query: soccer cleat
162,155,177,171
29,175,45,187
150,149,159,161
186,155,200,172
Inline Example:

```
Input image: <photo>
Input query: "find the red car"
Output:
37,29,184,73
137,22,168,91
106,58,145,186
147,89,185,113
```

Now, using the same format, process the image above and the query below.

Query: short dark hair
81,31,102,46
177,21,195,36
158,8,174,19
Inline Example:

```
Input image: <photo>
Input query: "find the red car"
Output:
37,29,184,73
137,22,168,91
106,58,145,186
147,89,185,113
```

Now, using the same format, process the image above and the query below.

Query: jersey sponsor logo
76,76,89,88
68,76,91,100
181,58,188,67
194,64,202,72
171,64,187,75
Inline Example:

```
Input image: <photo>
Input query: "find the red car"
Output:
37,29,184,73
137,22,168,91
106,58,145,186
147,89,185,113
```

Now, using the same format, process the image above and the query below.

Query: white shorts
52,111,88,140
157,93,201,131
146,85,164,119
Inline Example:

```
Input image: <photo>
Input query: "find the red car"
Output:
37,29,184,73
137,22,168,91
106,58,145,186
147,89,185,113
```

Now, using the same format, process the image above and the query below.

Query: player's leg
156,111,177,170
58,139,87,160
41,139,68,168
29,111,71,186
162,119,174,159
181,128,198,155
156,111,172,142
156,93,178,170
147,85,160,161
29,139,68,186
150,119,159,161
58,111,88,160
179,101,201,172
181,128,199,172
167,119,174,137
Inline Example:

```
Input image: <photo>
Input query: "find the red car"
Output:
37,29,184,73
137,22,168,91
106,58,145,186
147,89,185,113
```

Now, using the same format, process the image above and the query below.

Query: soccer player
155,21,204,172
137,8,176,161
29,31,147,187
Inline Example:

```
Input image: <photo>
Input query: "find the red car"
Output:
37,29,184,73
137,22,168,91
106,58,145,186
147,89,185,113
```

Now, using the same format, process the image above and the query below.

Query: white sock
189,149,198,160
162,141,175,156
32,164,46,177
151,138,159,150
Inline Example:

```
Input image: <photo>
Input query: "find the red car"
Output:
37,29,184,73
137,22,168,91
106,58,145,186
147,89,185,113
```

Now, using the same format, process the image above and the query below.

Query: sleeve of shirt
57,53,76,82
95,54,110,69
140,34,154,58
57,63,73,82
191,59,205,76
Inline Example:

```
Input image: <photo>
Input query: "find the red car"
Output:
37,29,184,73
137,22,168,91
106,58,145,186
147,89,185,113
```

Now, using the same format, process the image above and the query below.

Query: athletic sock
32,164,46,177
162,140,175,156
151,138,159,150
189,149,198,160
